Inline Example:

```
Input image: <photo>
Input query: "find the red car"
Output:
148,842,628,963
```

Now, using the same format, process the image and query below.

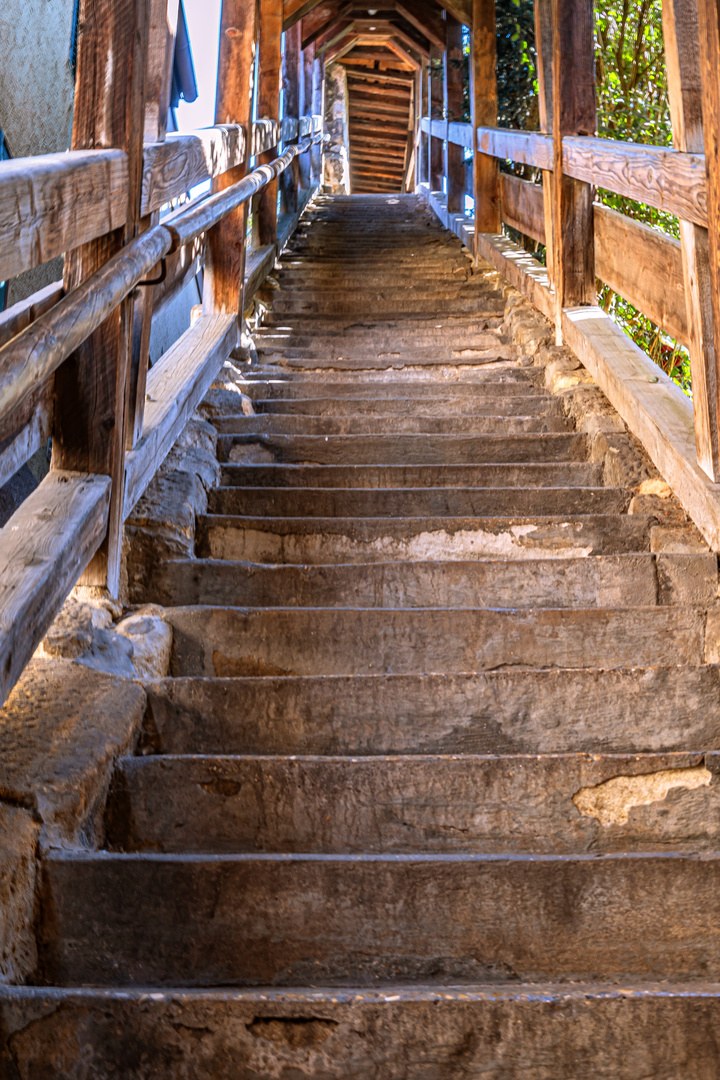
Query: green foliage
496,0,538,129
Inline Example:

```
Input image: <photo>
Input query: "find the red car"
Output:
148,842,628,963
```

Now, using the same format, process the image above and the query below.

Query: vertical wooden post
311,53,324,186
444,16,465,213
534,0,554,284
418,58,429,185
429,43,444,191
471,0,501,238
53,0,150,592
256,0,282,248
280,22,301,215
128,0,180,448
299,42,315,190
550,0,596,323
674,0,720,478
204,0,259,317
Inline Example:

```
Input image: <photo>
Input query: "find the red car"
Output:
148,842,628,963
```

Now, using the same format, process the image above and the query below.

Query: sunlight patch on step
573,766,712,826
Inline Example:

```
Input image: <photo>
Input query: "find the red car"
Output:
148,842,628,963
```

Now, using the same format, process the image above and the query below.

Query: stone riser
205,485,627,518
106,750,718,856
2,984,720,1079
164,605,709,678
144,668,720,757
211,415,571,436
39,851,720,986
148,554,715,610
218,462,604,488
246,395,564,417
198,513,650,563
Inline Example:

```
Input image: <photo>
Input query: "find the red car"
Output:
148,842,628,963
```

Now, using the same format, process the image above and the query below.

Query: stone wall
323,63,350,194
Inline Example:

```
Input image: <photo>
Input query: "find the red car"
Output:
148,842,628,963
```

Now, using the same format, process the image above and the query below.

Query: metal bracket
138,258,167,287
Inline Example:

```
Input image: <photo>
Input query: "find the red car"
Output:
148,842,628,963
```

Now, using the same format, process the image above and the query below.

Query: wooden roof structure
291,0,459,191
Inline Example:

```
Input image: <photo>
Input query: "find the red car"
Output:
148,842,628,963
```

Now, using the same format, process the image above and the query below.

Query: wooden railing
0,0,325,710
415,0,720,562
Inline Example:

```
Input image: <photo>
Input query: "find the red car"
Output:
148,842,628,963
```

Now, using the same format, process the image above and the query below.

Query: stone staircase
4,194,720,1077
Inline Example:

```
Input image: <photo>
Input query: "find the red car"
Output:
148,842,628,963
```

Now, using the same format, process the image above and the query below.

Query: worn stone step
198,513,650,563
106,751,720,856
143,667,720,757
211,415,570,436
149,553,715,609
218,433,588,466
3,982,720,1079
238,372,542,394
40,850,720,986
268,297,511,316
164,605,708,677
219,462,605,488
260,311,506,329
247,394,565,417
206,486,627,519
254,351,520,369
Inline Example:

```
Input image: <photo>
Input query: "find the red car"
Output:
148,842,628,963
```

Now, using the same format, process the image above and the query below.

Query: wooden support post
471,0,501,237
53,0,150,592
311,53,324,185
281,21,301,214
534,0,554,284
204,0,258,317
418,58,429,186
550,0,596,321
256,0,282,248
429,43,444,191
444,16,465,213
299,42,315,189
128,0,180,448
675,0,720,479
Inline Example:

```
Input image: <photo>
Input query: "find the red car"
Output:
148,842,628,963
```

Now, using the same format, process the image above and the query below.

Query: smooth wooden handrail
166,140,312,249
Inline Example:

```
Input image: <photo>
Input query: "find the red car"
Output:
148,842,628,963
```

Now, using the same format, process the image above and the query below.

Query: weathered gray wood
122,314,237,519
0,151,128,281
500,174,545,243
141,126,246,214
0,379,53,490
0,282,62,349
0,471,111,708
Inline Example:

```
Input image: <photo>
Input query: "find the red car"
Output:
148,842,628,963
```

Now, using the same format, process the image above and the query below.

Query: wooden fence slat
204,0,259,318
53,0,151,593
142,127,247,214
0,151,128,282
0,471,111,709
471,0,501,233
476,128,553,169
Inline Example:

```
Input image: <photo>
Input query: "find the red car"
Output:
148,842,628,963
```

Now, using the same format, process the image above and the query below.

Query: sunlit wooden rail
0,0,324,708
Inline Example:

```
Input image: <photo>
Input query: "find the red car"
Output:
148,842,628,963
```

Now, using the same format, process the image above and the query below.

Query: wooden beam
342,66,414,85
551,0,596,317
394,0,445,48
53,0,150,593
0,472,112,710
0,152,128,282
142,127,246,214
284,0,325,30
311,53,325,184
686,0,720,479
428,43,444,190
384,38,421,70
204,0,258,316
533,0,554,284
346,78,412,97
444,16,465,212
256,0,283,247
471,0,500,232
280,20,302,214
301,1,349,48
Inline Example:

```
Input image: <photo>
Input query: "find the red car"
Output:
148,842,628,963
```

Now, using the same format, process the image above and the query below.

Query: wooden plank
594,204,687,345
53,0,151,593
256,0,283,247
551,0,596,315
471,0,501,233
0,151,128,282
281,21,302,214
444,16,465,213
0,282,62,349
562,137,707,228
693,0,720,479
283,0,325,30
476,127,553,169
500,173,545,242
252,119,280,157
428,43,444,190
204,0,258,317
0,471,112,709
342,66,414,85
299,43,315,189
0,226,170,428
123,314,237,518
302,2,351,48
393,0,445,49
141,126,246,214
346,78,412,98
0,378,53,490
152,237,205,318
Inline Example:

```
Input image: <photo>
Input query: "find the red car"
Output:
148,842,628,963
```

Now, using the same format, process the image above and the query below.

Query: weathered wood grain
123,315,237,518
256,0,283,246
0,471,111,709
476,127,553,170
0,378,53,490
563,137,707,228
0,282,62,349
141,126,246,215
472,0,501,233
0,151,128,282
500,174,545,243
428,43,444,191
